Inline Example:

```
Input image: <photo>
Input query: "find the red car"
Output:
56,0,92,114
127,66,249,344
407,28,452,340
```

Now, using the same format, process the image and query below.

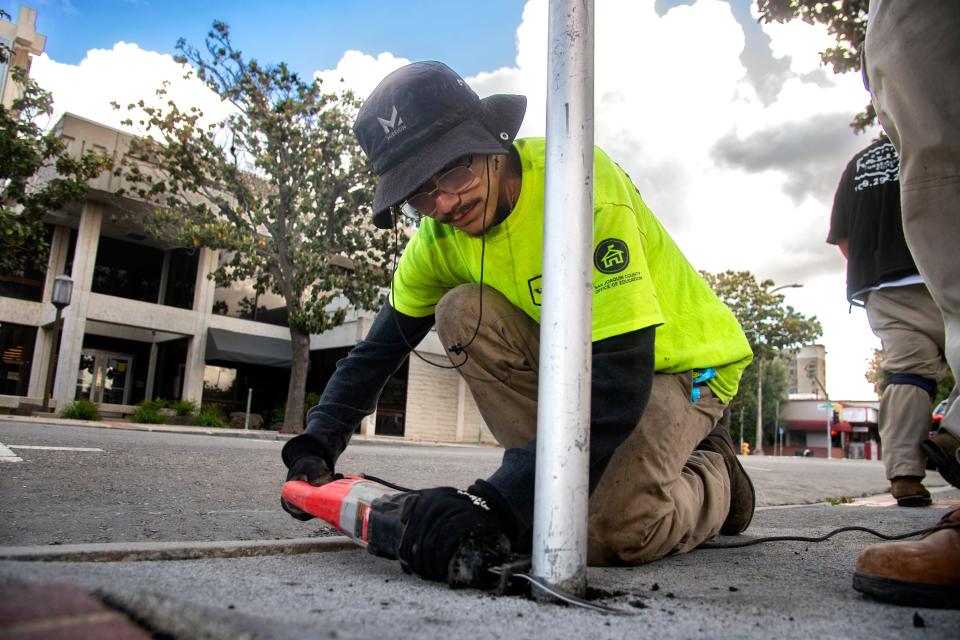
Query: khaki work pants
435,285,730,566
866,0,960,438
865,285,951,479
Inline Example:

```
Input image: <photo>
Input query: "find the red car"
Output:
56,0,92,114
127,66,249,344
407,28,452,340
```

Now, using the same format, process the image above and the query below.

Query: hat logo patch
378,105,406,139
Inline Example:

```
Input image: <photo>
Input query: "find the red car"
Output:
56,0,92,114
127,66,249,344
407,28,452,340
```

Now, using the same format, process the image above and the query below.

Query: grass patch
130,400,167,424
59,399,101,421
192,405,227,428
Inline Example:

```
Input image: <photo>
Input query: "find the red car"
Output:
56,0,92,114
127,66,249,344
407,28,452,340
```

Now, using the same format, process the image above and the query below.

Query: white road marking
8,446,104,452
0,441,23,462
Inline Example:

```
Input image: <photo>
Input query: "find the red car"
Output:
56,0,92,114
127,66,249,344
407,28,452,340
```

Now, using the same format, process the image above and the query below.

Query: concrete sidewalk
2,493,958,639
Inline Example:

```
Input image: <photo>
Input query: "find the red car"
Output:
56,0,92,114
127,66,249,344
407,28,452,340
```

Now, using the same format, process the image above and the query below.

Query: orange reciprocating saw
281,477,413,559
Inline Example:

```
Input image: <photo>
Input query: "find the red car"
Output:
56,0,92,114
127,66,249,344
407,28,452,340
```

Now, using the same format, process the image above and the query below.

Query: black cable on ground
700,521,958,549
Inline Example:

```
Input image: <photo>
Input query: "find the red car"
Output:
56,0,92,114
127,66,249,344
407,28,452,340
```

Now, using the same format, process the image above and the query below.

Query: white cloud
312,50,410,100
757,8,838,76
31,42,232,135
31,0,883,399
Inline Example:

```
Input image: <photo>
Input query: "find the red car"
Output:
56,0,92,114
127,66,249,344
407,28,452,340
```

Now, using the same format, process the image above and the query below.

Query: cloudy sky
14,0,884,400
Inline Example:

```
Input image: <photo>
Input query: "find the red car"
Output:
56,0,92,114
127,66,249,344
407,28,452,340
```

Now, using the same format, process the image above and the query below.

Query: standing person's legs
864,285,948,504
854,2,960,608
435,284,730,566
865,0,960,446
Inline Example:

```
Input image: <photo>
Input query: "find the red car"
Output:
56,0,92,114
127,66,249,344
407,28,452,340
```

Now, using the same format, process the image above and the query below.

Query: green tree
115,22,400,433
702,270,823,447
865,347,883,395
756,0,874,132
0,10,110,275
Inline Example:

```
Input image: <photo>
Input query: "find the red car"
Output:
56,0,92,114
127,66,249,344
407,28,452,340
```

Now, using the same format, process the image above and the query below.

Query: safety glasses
400,156,479,220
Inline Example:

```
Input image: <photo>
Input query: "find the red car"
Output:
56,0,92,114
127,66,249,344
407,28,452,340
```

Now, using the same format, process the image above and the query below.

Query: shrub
171,399,198,416
60,400,101,421
304,391,320,418
130,400,167,424
267,406,285,425
193,405,227,428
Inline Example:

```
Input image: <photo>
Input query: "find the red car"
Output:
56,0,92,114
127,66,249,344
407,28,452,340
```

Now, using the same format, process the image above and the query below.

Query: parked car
931,398,948,438
932,399,948,425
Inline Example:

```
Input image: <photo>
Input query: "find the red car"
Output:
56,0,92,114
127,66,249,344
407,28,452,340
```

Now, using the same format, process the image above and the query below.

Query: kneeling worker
281,61,755,581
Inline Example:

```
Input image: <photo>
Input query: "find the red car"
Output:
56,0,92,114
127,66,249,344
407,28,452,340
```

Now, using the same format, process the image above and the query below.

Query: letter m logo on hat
378,106,404,136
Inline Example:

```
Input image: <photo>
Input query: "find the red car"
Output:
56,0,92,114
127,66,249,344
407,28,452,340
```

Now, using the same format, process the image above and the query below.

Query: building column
144,341,159,401
28,225,72,399
51,204,102,410
181,248,218,403
359,415,375,436
455,376,468,442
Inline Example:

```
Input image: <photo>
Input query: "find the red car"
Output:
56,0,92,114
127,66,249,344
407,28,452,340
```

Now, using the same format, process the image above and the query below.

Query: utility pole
755,283,803,456
755,358,764,455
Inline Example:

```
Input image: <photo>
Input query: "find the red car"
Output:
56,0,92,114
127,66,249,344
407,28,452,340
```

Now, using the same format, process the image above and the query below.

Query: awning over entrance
206,328,292,369
786,419,852,433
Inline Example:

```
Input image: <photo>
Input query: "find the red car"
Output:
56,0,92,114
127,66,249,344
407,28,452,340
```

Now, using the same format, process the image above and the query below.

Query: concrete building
786,344,827,399
0,13,495,445
0,111,496,444
781,398,880,459
0,5,45,108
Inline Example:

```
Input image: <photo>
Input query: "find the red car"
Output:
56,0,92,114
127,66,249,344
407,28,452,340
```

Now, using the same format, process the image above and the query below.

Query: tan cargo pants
435,284,731,566
866,0,960,439
866,284,951,479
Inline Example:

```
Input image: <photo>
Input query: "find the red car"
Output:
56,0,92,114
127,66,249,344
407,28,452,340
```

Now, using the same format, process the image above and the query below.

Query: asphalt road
2,503,958,639
1,419,939,546
2,418,958,638
0,420,503,546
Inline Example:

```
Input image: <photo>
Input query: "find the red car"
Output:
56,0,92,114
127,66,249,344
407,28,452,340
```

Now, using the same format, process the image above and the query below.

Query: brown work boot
921,430,960,490
696,416,755,535
853,508,960,608
890,476,932,507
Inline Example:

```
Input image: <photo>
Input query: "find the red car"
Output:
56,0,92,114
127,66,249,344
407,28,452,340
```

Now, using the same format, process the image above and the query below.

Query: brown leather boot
695,415,755,535
853,508,960,608
921,429,960,490
890,476,932,507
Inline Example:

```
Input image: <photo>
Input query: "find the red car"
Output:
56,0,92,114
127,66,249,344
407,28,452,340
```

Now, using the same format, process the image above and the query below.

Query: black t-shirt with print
827,137,918,304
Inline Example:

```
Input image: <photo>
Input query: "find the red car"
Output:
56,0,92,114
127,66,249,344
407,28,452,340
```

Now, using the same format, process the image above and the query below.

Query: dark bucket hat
353,61,527,229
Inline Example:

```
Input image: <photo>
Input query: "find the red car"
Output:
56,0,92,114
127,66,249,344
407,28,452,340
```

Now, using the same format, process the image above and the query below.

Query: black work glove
398,480,516,583
281,455,334,521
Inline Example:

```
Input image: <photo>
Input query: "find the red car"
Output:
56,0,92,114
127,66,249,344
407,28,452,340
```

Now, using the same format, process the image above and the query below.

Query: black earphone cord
387,156,495,371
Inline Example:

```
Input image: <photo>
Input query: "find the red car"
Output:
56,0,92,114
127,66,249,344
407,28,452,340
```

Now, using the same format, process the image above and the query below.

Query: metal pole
755,358,764,454
244,387,252,430
826,411,832,460
533,0,594,600
40,307,63,413
774,400,780,456
739,407,744,452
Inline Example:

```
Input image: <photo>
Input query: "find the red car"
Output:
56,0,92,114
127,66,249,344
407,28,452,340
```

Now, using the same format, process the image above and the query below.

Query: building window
92,236,164,303
0,225,53,302
375,359,408,436
0,323,37,396
211,252,288,326
162,248,198,309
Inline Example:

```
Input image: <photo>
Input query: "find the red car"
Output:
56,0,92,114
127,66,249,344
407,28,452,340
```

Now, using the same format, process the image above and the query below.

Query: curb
0,536,357,563
0,414,495,449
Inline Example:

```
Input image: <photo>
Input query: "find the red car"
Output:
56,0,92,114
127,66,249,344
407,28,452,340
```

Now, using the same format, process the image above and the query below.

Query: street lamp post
41,275,73,413
755,282,803,455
